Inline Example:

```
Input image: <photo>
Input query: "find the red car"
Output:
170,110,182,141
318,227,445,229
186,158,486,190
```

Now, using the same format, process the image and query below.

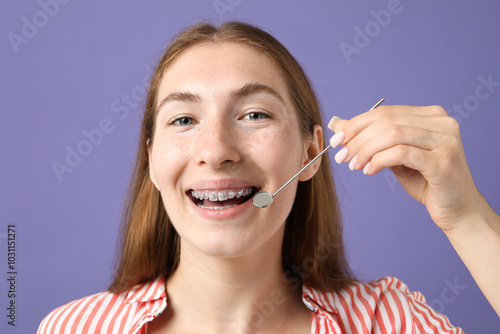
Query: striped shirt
38,276,463,333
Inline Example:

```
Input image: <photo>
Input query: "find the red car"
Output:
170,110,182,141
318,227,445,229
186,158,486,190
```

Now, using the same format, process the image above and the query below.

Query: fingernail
349,155,358,171
328,116,342,130
363,162,371,175
329,131,345,148
335,147,349,164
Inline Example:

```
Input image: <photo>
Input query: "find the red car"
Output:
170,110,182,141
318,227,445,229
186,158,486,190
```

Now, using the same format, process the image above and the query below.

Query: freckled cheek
152,139,193,186
248,128,303,179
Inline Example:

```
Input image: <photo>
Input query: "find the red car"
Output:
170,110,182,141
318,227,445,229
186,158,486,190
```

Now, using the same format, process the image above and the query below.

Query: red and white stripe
37,277,166,334
38,276,463,333
305,276,464,333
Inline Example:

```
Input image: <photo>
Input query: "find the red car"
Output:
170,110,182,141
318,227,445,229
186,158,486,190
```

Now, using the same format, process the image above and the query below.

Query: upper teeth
191,187,253,201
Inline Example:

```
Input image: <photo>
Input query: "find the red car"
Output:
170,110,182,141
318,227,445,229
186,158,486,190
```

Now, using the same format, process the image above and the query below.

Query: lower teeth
198,203,238,210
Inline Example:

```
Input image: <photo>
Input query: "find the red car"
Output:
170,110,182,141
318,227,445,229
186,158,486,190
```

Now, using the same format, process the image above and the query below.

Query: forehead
157,42,290,103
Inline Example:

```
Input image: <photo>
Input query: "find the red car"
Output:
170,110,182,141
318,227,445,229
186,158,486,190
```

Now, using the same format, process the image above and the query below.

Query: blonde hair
109,21,355,293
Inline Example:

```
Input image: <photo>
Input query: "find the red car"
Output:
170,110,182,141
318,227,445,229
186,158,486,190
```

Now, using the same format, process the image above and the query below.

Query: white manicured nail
329,131,345,148
335,147,349,164
363,162,371,175
349,155,358,171
328,116,342,130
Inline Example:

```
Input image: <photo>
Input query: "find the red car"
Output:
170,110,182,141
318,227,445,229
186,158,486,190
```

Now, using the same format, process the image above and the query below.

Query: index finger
327,98,386,133
327,104,446,140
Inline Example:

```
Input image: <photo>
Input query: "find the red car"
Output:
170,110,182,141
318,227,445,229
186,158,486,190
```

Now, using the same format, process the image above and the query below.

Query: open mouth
188,187,259,210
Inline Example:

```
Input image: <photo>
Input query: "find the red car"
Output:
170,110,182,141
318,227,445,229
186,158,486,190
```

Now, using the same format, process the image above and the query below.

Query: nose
195,117,242,169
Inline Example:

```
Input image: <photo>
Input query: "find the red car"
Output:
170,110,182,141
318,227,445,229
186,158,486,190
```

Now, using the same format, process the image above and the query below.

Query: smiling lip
189,194,255,220
186,178,260,220
187,178,259,191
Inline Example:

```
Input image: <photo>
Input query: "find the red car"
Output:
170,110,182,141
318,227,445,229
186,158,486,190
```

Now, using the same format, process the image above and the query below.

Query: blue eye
170,116,195,126
243,112,268,121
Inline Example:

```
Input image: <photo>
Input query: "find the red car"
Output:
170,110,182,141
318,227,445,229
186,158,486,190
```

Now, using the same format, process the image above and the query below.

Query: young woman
38,21,500,333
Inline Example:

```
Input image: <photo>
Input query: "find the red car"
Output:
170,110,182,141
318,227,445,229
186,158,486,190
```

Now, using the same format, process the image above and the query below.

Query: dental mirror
253,98,385,208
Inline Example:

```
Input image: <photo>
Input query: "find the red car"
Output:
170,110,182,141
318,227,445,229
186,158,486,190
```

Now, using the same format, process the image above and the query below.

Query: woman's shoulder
37,277,166,334
303,276,419,312
37,290,127,334
303,276,463,333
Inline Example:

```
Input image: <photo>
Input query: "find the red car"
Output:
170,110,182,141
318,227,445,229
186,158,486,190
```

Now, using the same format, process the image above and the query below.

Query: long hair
109,21,355,293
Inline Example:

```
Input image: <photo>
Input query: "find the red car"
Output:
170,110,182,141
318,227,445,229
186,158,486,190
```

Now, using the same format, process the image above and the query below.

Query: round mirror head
252,191,273,208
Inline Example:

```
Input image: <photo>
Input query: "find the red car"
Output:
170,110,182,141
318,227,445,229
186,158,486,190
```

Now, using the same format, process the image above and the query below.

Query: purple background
1,0,499,332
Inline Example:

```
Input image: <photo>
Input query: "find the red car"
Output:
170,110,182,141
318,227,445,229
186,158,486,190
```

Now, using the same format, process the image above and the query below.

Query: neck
165,227,307,333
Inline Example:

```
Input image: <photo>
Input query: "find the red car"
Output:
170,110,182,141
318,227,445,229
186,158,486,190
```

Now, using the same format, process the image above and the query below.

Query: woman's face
149,42,321,258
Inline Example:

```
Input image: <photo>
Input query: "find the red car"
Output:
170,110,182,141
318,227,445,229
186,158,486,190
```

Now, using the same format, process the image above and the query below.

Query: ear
298,125,323,182
147,139,160,190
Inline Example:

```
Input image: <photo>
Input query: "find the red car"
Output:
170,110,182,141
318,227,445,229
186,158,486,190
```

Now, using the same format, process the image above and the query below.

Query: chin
166,195,291,260
182,217,289,264
188,233,259,259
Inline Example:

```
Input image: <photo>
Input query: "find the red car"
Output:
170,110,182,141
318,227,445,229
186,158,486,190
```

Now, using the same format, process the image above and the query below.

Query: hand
328,104,485,232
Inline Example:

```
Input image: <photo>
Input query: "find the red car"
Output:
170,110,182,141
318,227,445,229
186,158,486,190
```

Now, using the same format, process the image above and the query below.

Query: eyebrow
156,91,200,113
230,82,285,105
156,82,286,114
